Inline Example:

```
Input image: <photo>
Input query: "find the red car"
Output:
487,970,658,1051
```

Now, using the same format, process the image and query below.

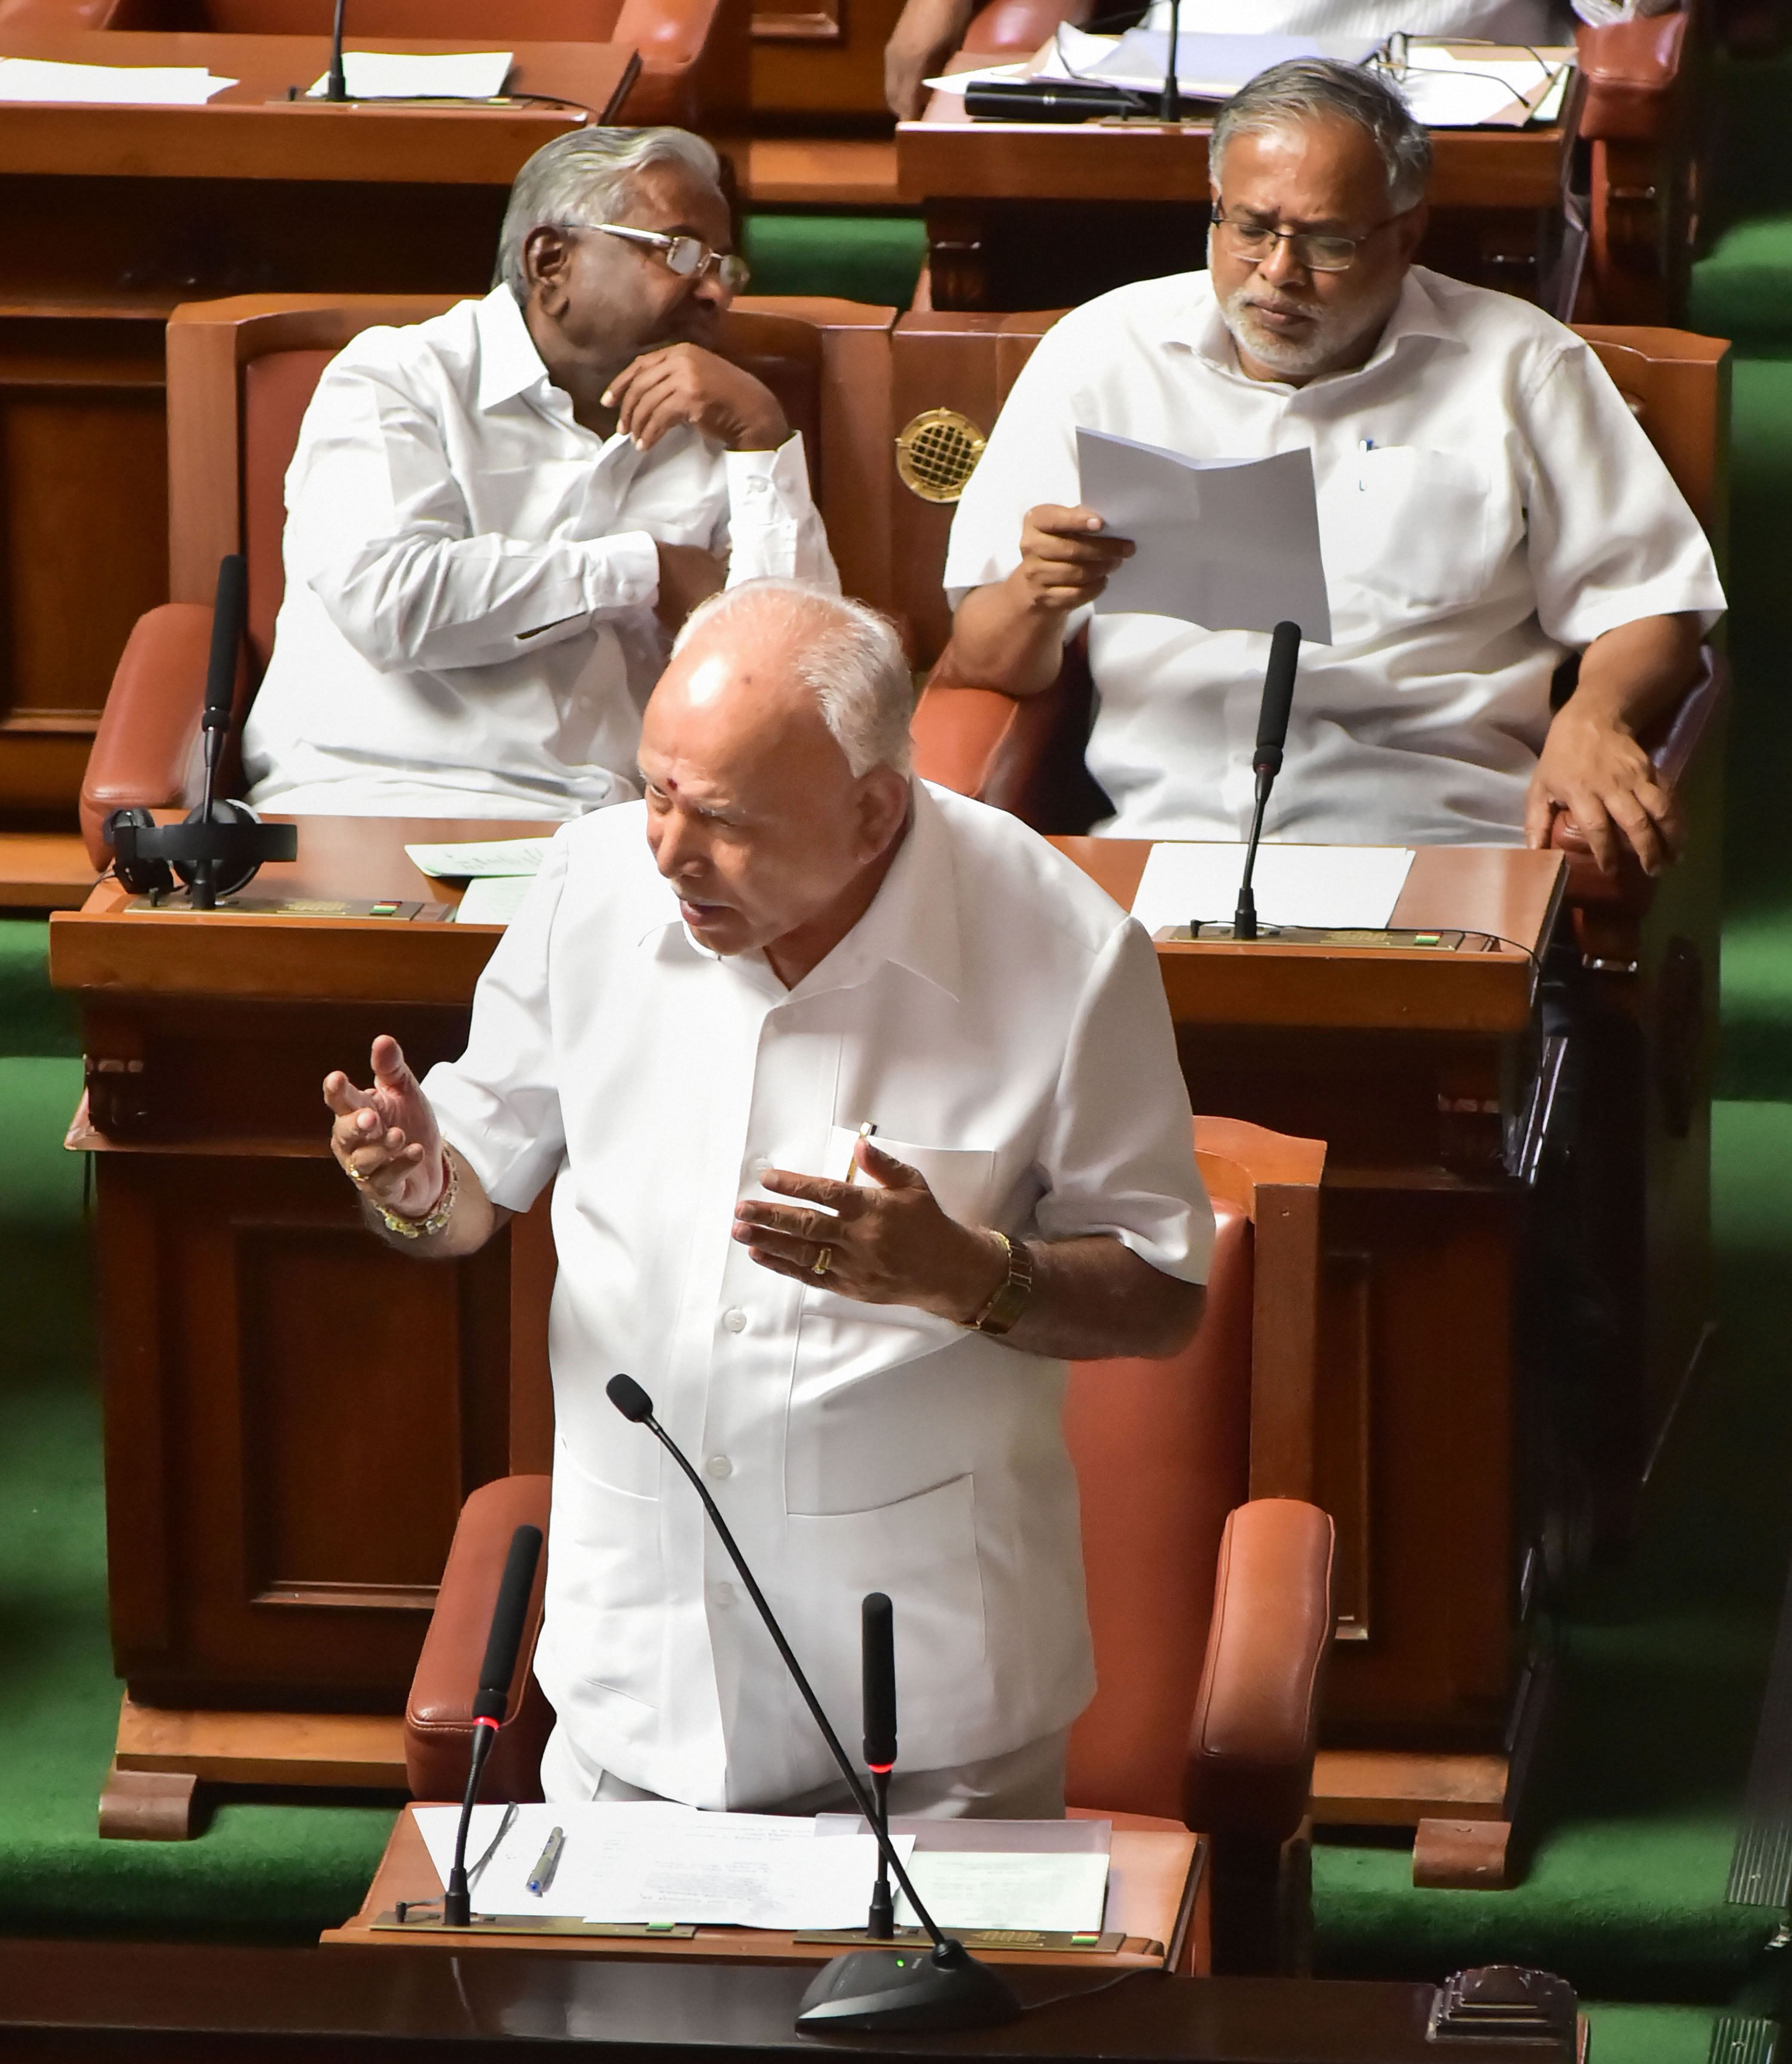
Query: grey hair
671,580,915,778
1211,58,1432,213
496,126,722,301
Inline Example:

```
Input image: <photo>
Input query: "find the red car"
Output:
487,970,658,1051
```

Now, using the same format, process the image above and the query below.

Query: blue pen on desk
527,1825,565,1897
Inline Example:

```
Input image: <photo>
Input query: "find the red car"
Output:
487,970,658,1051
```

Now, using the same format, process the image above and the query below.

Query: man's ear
523,224,575,307
857,765,912,860
1393,201,1429,264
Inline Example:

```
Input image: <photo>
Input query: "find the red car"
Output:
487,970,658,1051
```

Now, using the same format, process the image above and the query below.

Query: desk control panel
1158,925,1491,951
126,894,456,921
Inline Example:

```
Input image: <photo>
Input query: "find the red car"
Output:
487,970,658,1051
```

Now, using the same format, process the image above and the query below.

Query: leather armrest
911,679,1026,795
79,604,215,871
1576,12,1688,141
1184,1499,1334,1845
1549,645,1722,908
405,1475,555,1804
963,0,1087,53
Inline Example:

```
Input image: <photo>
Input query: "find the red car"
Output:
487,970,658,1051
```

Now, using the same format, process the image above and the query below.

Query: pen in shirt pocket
844,1121,878,1184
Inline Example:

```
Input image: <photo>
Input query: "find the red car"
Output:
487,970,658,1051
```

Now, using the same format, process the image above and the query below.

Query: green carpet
0,921,77,1060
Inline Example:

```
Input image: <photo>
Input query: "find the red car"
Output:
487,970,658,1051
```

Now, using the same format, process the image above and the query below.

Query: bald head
638,583,914,986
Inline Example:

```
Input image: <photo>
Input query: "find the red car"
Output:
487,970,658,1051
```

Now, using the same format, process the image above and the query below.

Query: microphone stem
1160,0,1181,122
443,1720,494,1927
867,1767,895,1938
1233,765,1274,942
645,1413,955,1953
327,0,348,100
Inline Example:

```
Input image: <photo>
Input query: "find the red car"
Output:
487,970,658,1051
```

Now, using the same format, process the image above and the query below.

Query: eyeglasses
553,221,750,293
1209,206,1400,273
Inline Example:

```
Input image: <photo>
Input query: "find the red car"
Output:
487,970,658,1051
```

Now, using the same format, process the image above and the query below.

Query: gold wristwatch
968,1230,1034,1336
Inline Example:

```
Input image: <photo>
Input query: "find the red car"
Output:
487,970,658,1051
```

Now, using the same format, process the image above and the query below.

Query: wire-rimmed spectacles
552,221,751,293
1208,205,1401,273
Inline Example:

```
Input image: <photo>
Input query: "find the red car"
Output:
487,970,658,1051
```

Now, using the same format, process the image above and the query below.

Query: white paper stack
405,837,552,879
0,58,236,103
305,50,512,99
413,1803,911,1929
1131,842,1415,934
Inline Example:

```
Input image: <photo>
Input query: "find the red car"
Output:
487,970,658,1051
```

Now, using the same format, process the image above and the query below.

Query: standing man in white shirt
321,580,1212,1815
244,127,837,821
939,61,1725,874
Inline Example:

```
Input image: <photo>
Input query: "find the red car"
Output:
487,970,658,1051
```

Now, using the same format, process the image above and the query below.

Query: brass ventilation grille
896,408,988,504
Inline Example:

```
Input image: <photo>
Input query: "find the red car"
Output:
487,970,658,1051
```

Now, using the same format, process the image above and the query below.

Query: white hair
671,580,915,778
1211,58,1432,213
496,126,722,301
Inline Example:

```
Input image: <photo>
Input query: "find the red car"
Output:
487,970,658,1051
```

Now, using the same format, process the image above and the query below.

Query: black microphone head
202,555,248,728
472,1523,542,1722
1252,619,1303,774
862,1592,897,1770
607,1373,654,1423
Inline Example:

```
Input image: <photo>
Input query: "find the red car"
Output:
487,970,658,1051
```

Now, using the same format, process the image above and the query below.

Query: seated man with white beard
939,60,1725,875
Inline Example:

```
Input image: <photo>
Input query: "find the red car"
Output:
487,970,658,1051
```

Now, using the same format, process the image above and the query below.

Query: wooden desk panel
324,1807,1200,1972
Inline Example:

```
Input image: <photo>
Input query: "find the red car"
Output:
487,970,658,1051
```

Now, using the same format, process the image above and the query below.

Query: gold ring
812,1246,833,1278
347,1162,371,1185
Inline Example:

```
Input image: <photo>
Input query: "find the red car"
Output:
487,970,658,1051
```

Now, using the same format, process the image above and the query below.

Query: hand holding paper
1076,427,1332,642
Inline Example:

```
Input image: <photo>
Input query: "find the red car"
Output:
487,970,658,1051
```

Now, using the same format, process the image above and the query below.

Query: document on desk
405,837,552,879
0,58,236,102
453,875,537,925
1077,429,1332,644
894,1852,1109,1934
1131,842,1415,933
304,50,513,98
927,25,1375,95
413,1803,916,1928
1389,44,1574,127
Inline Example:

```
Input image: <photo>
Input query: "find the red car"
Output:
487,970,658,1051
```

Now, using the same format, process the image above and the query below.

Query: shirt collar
1172,264,1461,387
633,779,965,1004
475,286,555,413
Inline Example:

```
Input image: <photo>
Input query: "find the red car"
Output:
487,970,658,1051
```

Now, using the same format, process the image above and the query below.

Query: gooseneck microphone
1158,0,1181,122
326,0,349,101
190,552,246,909
604,1374,1019,2033
1232,619,1303,943
441,1523,543,1928
862,1591,897,1939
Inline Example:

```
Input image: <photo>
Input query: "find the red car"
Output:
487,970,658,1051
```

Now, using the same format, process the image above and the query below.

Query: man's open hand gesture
324,1035,445,1218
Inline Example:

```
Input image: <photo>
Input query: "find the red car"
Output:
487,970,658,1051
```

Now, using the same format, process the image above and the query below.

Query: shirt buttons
750,1157,772,1178
722,1308,747,1334
714,1581,736,1607
706,1454,733,1479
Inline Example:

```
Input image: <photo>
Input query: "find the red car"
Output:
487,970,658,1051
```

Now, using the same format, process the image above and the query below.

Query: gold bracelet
967,1230,1034,1336
376,1146,459,1241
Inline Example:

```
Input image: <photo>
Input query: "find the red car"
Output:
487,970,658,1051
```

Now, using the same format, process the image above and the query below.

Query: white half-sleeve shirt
243,287,838,821
422,780,1213,1809
944,266,1726,847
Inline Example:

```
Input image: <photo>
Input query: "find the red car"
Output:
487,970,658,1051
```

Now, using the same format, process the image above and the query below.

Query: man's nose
1258,233,1310,289
652,811,704,878
693,267,732,311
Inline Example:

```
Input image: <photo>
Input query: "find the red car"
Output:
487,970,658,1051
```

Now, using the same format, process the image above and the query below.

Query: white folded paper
1078,428,1332,644
1131,842,1415,934
895,1851,1109,1933
452,875,536,926
405,837,551,879
0,58,236,103
306,50,512,99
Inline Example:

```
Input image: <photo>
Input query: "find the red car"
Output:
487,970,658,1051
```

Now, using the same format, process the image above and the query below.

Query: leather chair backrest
1062,1198,1252,1821
232,304,828,678
193,0,624,33
889,308,1730,662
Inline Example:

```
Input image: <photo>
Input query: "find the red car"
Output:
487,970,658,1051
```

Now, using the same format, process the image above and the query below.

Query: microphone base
796,1945,1022,2033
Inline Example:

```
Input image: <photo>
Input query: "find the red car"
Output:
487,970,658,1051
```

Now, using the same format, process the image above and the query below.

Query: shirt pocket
547,1438,663,1706
1322,446,1491,617
821,1127,997,1229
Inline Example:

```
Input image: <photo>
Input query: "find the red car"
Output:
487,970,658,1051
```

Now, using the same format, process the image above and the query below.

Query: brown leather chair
404,1115,1335,1976
953,0,1705,326
12,0,743,132
78,289,899,870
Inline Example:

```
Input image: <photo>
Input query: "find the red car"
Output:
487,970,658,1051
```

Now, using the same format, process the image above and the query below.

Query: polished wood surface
746,134,899,204
0,1939,1580,2064
751,0,905,123
325,1807,1200,1971
0,45,629,831
0,829,96,906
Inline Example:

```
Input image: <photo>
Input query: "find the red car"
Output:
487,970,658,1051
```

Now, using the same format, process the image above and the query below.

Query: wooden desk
897,71,1584,310
0,37,634,830
323,1807,1201,1973
0,1938,1585,2064
50,823,1563,1873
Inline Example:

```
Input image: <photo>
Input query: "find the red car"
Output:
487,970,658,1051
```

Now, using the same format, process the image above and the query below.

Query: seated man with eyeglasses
244,126,835,820
939,61,1724,874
